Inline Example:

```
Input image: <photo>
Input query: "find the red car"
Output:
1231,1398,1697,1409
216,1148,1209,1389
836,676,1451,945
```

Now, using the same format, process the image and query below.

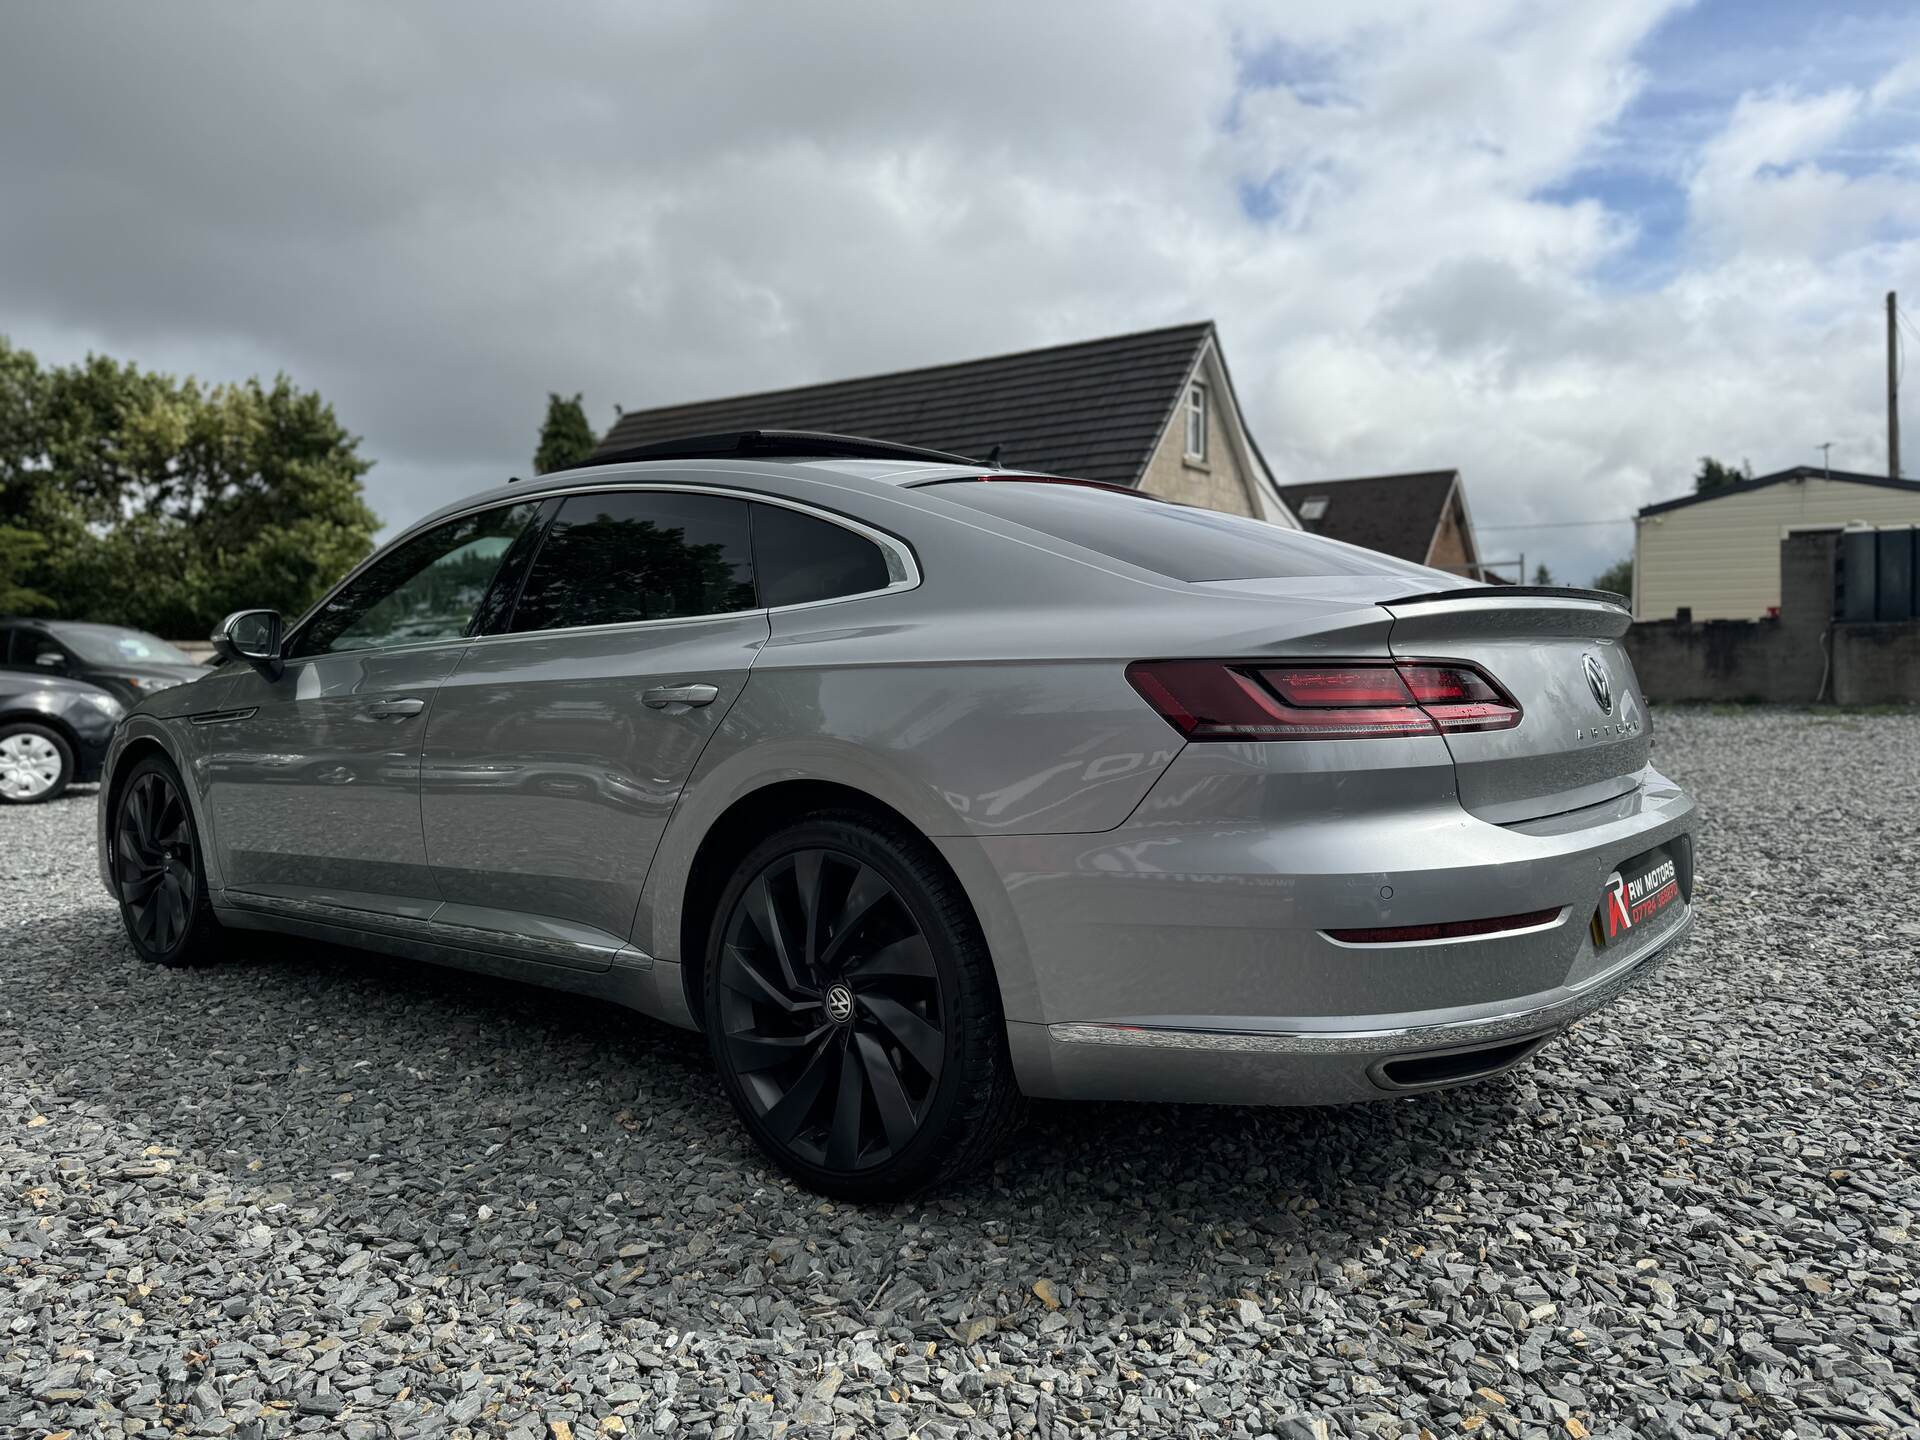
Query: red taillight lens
1125,660,1519,741
1398,664,1522,733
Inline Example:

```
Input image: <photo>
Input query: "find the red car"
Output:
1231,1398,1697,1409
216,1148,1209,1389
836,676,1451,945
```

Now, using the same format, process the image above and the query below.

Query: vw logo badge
1583,654,1613,715
825,983,855,1024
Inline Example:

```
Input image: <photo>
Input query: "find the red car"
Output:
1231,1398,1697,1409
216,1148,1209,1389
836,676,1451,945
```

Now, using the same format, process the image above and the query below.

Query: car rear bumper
955,756,1697,1105
1006,904,1689,1104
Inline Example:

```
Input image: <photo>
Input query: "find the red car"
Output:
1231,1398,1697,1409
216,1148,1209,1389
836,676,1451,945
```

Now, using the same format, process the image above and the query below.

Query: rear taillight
1125,660,1520,741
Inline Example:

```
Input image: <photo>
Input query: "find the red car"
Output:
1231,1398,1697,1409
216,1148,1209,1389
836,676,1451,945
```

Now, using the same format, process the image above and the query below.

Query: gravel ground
3,707,1918,1439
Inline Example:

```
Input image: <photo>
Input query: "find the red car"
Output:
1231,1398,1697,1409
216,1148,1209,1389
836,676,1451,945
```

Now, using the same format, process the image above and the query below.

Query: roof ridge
1638,465,1920,517
605,321,1215,424
1279,469,1460,492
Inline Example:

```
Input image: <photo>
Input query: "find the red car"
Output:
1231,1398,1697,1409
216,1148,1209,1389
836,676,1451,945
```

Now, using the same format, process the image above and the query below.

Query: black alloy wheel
719,846,944,1169
117,769,197,951
113,754,223,966
705,813,1022,1199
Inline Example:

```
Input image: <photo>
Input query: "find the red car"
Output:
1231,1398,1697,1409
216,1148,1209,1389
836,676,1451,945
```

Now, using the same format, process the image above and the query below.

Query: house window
1184,383,1208,462
1298,495,1329,521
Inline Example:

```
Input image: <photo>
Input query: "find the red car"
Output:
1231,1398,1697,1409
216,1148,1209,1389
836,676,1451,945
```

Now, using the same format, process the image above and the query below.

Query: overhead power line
1475,517,1634,531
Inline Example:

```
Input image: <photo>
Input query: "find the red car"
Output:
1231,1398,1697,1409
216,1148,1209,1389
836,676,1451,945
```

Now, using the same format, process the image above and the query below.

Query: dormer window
1299,495,1329,521
1184,383,1208,462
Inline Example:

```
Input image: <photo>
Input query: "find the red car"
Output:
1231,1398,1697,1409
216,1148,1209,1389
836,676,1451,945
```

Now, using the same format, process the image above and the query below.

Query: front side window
750,503,893,607
1184,383,1208,462
291,501,541,658
508,491,755,632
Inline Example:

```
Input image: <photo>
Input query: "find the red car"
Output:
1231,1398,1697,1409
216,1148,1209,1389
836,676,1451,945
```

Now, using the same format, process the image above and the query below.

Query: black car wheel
113,753,225,966
0,722,72,804
705,811,1022,1200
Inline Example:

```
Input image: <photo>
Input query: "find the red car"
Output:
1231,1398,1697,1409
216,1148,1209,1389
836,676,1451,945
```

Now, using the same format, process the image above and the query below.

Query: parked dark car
0,669,124,803
0,618,207,707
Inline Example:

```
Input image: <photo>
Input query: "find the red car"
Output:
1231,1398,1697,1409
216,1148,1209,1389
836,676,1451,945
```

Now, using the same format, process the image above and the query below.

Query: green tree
1532,563,1555,586
1592,555,1632,597
1693,456,1751,493
0,336,378,635
534,392,597,474
0,525,52,611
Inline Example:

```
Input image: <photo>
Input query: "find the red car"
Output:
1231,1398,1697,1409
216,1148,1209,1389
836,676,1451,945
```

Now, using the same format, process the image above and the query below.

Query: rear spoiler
1389,585,1630,611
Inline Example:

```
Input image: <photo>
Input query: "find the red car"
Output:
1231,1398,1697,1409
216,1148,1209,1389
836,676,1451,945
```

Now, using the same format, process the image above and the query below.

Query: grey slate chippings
2,706,1918,1438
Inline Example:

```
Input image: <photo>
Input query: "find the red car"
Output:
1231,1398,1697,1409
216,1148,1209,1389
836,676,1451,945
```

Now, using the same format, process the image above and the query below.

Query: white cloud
1,0,1917,587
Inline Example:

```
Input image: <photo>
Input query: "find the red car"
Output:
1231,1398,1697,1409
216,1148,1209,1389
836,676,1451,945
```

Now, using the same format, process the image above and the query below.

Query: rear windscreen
923,481,1441,582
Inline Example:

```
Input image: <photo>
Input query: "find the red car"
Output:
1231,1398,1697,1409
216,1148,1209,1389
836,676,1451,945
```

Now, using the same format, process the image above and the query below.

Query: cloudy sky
5,0,1919,584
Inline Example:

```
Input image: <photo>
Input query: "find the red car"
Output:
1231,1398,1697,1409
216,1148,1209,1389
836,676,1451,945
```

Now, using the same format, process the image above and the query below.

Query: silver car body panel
97,454,1698,1107
198,646,465,918
420,609,770,950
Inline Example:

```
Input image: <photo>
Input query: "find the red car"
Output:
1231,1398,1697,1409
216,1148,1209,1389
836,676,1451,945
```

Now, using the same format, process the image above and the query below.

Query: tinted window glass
291,501,541,658
751,503,892,607
509,491,755,632
926,481,1443,582
467,497,559,636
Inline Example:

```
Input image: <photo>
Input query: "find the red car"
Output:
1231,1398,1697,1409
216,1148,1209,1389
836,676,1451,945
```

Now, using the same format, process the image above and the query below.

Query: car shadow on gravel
18,909,1533,1292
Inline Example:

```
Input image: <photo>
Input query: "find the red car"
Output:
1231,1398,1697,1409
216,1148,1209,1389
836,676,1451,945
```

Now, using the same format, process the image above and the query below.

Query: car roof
403,456,993,541
2,616,148,634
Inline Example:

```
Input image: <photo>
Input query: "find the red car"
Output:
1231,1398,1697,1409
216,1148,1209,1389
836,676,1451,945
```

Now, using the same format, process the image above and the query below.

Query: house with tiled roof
596,322,1297,525
1276,470,1486,580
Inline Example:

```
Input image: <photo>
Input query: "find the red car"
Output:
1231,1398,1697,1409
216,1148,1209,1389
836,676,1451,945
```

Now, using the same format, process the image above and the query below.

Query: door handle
642,683,720,709
365,697,426,719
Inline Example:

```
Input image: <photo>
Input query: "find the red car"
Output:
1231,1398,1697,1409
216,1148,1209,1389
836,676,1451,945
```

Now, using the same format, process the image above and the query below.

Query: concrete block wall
1832,624,1920,704
1623,530,1918,704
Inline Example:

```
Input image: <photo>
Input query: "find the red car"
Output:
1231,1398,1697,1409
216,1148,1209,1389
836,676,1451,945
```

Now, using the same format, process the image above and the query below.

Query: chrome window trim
280,481,923,664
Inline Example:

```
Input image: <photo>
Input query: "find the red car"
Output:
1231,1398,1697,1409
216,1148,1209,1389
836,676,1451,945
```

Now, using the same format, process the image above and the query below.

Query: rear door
1383,589,1649,824
420,488,768,963
203,500,545,918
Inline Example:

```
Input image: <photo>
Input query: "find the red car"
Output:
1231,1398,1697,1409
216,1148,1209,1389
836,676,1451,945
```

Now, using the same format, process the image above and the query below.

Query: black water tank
1841,530,1878,620
1879,528,1917,620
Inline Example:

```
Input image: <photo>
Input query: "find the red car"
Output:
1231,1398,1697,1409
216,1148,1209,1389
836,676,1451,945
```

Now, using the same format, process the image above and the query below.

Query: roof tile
597,322,1214,487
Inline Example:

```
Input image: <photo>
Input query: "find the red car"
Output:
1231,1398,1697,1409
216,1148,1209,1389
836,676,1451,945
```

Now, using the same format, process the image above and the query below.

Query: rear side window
509,491,756,632
925,481,1440,582
750,503,893,607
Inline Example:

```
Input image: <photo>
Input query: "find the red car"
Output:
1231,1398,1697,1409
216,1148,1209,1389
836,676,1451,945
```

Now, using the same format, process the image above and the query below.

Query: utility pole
1890,291,1901,481
1818,441,1832,481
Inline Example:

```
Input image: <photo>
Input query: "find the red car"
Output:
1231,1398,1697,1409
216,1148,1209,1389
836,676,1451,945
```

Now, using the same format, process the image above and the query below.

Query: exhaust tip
1373,1034,1551,1091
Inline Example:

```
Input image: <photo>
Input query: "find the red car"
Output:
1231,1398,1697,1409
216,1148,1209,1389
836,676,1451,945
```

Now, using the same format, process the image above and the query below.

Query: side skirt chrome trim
213,904,680,1023
217,891,652,972
1048,908,1691,1057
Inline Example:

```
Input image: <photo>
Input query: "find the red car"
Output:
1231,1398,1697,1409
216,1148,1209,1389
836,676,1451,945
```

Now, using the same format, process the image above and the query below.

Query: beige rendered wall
1425,495,1475,575
1136,350,1264,518
1635,477,1920,620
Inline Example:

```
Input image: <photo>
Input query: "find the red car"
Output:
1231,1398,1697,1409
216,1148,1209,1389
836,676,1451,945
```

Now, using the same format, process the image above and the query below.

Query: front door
421,489,767,955
201,499,545,919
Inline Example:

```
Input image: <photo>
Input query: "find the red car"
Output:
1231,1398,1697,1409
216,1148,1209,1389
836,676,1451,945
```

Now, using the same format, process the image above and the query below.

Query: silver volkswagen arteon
97,431,1695,1198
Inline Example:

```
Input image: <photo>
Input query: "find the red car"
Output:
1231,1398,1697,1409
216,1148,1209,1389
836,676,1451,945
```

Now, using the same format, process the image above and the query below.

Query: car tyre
111,751,227,967
0,722,73,804
704,810,1024,1201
